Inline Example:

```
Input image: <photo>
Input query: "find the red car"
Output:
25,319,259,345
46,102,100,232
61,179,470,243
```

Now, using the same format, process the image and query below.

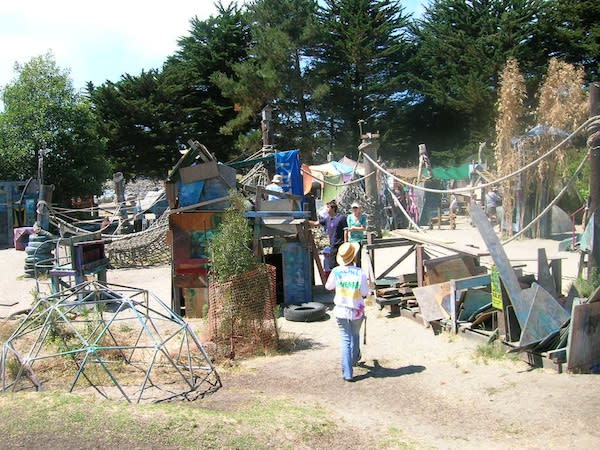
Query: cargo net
105,209,171,268
208,264,278,358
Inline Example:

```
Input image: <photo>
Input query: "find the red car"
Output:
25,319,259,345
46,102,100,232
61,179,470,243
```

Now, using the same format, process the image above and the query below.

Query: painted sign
491,265,503,310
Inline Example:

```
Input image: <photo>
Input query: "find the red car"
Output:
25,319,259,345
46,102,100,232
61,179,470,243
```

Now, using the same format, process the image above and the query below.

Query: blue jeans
336,317,364,380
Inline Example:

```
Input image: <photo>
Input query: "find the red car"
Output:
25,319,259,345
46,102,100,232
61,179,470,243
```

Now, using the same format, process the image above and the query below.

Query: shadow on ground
353,359,426,381
277,336,326,353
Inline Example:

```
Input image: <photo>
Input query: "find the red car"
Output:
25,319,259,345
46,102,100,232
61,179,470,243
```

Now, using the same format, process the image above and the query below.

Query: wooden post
589,83,600,277
359,133,380,236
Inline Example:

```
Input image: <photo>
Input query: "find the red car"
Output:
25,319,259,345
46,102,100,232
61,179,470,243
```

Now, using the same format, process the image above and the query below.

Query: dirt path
203,307,600,449
1,217,598,448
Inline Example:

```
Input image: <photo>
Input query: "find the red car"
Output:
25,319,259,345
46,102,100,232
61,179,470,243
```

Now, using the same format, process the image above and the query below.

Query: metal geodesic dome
0,281,221,403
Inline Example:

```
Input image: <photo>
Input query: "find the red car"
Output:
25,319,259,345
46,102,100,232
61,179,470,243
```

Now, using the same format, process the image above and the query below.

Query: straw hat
336,242,360,266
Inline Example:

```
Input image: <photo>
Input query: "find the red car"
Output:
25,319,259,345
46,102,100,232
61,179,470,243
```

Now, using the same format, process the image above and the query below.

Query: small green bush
208,190,258,282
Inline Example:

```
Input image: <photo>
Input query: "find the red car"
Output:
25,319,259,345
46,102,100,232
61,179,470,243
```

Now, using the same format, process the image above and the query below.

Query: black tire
25,256,45,264
283,302,327,322
28,235,48,243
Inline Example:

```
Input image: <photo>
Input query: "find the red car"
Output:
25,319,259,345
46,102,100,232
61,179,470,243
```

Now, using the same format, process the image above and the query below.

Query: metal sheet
519,283,570,348
469,201,531,326
537,248,557,298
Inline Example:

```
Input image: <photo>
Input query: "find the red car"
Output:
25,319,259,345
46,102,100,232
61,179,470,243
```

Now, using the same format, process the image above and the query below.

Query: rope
300,167,374,187
362,115,599,195
388,184,425,233
501,149,590,245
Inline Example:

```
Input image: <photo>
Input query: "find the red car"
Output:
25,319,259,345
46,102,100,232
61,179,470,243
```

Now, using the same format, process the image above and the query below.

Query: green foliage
89,2,252,178
208,191,257,282
474,342,518,364
314,0,411,158
573,268,600,298
407,0,550,158
0,52,110,205
544,0,600,81
213,0,319,158
89,70,182,180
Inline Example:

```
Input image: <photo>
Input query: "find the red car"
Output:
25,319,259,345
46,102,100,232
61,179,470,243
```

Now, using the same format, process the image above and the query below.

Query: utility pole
589,82,600,278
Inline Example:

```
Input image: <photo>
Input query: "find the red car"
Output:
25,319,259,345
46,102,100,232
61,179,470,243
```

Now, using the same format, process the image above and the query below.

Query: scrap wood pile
409,202,600,373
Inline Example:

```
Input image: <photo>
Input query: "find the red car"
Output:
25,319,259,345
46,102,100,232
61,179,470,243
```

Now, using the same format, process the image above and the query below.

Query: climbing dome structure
0,281,221,403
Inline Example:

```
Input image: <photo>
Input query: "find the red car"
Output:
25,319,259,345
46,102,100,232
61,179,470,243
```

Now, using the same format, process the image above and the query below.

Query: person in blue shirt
265,174,284,201
309,199,347,270
345,201,367,267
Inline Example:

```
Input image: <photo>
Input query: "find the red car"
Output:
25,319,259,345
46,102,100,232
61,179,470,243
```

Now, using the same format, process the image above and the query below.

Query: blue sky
0,1,426,94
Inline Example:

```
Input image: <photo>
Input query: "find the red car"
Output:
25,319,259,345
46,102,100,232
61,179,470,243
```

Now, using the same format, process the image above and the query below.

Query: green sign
490,265,503,310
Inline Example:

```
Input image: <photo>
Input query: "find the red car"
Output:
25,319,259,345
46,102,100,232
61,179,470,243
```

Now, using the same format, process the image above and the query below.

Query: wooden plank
377,244,416,280
424,254,476,285
567,301,600,371
169,196,229,214
182,287,209,318
179,161,219,184
394,229,489,257
413,282,451,322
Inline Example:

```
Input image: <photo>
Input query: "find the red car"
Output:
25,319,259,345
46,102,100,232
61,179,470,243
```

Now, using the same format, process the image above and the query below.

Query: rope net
104,209,171,268
208,264,278,358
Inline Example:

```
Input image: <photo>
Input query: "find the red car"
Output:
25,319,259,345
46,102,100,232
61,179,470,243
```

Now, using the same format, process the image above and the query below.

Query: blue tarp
275,150,303,197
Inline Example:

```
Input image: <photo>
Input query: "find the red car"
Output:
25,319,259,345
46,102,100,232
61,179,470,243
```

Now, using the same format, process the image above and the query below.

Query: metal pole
589,82,600,277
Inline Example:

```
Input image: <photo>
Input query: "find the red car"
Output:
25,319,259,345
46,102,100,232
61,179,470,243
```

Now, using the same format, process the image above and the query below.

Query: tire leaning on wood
283,302,327,322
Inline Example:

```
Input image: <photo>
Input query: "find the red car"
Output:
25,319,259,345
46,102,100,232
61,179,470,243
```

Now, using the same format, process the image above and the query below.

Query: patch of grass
0,392,336,449
379,427,433,449
473,342,518,364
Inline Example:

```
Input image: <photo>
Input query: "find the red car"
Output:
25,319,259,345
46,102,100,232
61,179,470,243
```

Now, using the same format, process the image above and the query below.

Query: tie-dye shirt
325,265,369,320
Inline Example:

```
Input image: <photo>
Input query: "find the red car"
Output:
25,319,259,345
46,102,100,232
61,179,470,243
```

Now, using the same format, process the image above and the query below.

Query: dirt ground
1,217,599,449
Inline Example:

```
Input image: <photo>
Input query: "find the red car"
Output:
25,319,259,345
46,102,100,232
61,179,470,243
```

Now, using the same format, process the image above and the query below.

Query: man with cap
325,241,369,382
266,174,285,201
345,201,367,267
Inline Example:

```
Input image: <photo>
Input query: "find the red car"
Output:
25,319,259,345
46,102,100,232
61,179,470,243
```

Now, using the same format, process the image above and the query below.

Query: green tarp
430,163,470,181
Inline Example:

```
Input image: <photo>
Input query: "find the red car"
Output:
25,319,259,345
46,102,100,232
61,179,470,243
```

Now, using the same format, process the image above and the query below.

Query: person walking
325,242,369,382
345,201,367,267
309,199,347,270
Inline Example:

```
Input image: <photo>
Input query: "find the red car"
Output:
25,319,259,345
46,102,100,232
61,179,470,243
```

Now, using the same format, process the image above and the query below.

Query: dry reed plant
495,57,526,237
528,59,588,236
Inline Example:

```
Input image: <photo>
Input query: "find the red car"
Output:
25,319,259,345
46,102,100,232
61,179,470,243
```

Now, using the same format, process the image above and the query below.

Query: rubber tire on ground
283,302,327,322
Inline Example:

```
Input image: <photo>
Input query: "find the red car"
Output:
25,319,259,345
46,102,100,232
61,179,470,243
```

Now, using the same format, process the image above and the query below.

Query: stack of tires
24,234,54,278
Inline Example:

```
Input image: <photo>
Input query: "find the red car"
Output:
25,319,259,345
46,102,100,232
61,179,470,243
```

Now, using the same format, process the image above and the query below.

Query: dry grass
495,57,526,237
495,57,589,237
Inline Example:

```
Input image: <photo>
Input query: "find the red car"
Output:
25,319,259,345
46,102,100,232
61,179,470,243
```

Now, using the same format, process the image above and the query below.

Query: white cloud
0,0,235,91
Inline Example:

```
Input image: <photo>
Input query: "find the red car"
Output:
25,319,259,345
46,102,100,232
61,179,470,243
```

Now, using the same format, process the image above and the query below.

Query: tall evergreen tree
90,2,252,177
89,70,181,179
164,1,252,160
544,0,600,81
408,0,548,163
212,0,319,159
314,0,411,159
